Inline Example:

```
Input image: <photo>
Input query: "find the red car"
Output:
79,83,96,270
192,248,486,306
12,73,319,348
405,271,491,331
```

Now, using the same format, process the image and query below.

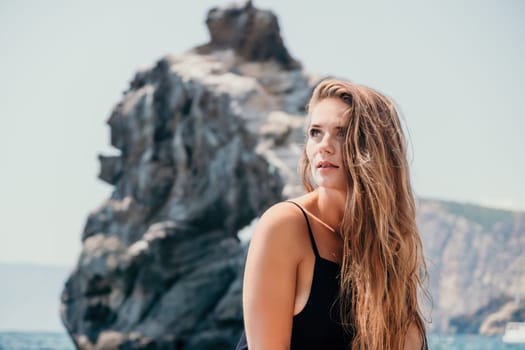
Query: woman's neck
315,187,346,232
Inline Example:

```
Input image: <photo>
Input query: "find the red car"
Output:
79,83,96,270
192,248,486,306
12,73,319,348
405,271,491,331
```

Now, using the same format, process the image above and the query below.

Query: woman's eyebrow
309,123,345,129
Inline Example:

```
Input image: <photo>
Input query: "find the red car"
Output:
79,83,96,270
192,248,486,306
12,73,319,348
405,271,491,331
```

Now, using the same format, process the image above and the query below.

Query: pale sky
1,0,524,267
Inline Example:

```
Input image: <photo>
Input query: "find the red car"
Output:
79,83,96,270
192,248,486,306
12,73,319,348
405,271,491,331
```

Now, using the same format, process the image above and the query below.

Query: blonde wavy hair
300,79,428,349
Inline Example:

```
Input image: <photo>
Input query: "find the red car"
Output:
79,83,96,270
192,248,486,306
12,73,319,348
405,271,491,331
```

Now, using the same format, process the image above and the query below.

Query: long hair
300,79,428,349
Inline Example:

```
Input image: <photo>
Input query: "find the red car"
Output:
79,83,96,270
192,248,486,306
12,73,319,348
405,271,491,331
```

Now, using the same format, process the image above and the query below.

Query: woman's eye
309,128,321,137
337,128,347,138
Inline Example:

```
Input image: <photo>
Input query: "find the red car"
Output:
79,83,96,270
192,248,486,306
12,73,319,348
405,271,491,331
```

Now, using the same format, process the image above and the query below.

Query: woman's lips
316,160,339,170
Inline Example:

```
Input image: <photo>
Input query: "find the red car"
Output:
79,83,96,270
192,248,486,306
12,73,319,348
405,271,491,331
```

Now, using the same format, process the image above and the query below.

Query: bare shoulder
258,201,307,229
249,201,310,263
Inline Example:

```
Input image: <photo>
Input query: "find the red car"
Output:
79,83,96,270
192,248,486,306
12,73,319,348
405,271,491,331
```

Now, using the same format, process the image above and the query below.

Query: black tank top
235,201,351,349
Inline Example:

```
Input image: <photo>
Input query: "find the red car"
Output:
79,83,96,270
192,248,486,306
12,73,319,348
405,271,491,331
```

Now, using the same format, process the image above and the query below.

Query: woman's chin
312,179,346,192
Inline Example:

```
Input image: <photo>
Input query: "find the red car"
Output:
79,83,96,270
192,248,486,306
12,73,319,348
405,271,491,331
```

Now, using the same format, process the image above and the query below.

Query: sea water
429,334,525,349
0,332,74,350
0,332,524,349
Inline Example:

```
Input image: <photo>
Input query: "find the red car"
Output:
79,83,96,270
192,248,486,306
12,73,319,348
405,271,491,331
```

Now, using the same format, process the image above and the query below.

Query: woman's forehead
308,98,347,126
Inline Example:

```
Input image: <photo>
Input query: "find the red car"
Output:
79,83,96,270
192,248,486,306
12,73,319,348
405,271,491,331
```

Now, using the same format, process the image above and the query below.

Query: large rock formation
61,1,320,349
61,1,525,349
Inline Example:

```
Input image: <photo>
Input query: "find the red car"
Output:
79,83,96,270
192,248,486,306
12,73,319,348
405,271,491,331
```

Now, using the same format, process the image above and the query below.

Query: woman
236,79,428,349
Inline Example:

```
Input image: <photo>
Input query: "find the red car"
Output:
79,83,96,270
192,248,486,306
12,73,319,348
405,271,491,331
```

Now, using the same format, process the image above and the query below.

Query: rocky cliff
418,199,525,334
60,1,525,349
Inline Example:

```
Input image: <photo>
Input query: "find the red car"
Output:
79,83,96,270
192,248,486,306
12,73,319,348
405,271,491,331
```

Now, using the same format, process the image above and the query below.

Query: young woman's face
306,98,348,192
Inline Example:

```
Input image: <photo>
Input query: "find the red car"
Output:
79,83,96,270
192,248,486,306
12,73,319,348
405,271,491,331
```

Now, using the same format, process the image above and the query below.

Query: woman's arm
404,323,426,350
242,203,304,350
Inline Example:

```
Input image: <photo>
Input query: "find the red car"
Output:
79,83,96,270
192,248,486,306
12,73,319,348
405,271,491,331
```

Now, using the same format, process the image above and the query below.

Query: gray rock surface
196,0,300,70
61,2,319,349
418,199,525,333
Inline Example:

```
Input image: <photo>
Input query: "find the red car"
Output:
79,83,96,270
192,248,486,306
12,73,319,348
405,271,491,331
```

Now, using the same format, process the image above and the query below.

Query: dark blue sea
0,332,524,349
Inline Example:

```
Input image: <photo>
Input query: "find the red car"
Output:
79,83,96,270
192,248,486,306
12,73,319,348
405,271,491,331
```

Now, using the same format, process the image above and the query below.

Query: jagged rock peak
196,0,301,70
61,2,312,346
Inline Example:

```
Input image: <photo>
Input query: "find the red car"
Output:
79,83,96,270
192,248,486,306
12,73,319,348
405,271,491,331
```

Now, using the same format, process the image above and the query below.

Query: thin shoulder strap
286,201,320,257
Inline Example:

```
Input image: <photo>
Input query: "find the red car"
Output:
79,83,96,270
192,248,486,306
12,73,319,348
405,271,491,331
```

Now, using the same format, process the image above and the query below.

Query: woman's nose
319,134,334,154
